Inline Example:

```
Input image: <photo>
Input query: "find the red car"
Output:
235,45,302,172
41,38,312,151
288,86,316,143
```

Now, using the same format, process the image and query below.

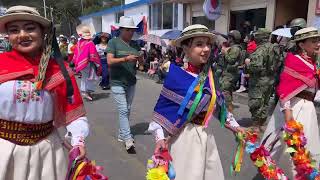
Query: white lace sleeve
280,100,291,112
148,121,165,142
66,117,89,146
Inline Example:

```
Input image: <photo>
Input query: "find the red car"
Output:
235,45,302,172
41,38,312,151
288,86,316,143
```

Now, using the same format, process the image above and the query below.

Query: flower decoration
146,149,176,180
283,120,320,180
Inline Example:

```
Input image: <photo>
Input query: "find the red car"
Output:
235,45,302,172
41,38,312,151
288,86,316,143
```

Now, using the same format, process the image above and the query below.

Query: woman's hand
75,145,86,160
284,109,293,122
154,139,168,154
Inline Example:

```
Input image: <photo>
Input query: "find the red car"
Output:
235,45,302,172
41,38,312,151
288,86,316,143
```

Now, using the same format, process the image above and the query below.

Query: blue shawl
152,64,224,135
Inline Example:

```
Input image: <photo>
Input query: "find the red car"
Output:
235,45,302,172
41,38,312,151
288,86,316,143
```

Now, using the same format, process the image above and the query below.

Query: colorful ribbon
230,132,245,174
203,68,216,127
177,76,200,116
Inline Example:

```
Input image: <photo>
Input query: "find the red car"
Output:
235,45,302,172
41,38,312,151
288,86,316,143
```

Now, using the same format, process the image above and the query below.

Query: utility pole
43,0,47,18
80,0,84,14
50,6,53,22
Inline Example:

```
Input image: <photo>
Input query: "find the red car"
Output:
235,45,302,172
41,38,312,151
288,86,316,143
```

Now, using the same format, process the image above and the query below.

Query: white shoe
236,86,246,93
125,139,135,150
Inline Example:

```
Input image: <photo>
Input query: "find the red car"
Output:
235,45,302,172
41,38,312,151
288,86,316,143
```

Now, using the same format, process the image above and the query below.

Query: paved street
81,75,269,180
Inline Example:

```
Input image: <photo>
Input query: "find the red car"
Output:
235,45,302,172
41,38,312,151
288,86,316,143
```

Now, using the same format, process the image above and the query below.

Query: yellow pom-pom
146,168,170,180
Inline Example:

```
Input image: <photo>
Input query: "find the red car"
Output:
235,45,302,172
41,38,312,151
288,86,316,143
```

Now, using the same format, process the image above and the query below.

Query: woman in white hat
0,6,89,180
262,27,320,178
73,24,101,101
148,24,245,180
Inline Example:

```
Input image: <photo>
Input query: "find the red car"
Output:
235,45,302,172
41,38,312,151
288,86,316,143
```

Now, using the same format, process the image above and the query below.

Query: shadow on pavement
237,118,252,128
94,92,110,100
131,122,151,136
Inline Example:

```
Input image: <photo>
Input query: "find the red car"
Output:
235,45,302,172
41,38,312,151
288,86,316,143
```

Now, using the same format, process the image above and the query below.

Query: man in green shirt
106,16,142,152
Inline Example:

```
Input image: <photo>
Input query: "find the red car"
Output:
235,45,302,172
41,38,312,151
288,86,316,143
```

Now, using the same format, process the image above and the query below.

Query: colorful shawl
277,53,317,104
152,64,225,135
73,39,101,73
0,50,86,127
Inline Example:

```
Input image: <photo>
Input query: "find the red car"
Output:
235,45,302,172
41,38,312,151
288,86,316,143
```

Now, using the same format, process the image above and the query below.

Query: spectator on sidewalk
156,55,171,84
95,32,110,90
107,16,143,152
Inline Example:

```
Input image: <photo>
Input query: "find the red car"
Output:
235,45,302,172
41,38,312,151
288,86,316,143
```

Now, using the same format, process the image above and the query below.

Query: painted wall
230,0,267,11
92,17,102,34
102,14,116,33
308,0,318,27
125,0,139,4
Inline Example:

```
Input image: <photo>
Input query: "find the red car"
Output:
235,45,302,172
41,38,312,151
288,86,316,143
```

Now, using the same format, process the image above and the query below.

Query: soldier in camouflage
219,30,242,122
245,28,282,131
286,18,307,53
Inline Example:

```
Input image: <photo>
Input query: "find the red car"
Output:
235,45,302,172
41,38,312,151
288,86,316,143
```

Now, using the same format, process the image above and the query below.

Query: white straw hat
117,16,137,29
293,27,320,42
175,24,215,47
76,24,93,40
0,6,51,33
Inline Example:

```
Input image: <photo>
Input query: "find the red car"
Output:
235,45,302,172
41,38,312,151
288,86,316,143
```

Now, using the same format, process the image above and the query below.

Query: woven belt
296,90,315,101
0,119,54,145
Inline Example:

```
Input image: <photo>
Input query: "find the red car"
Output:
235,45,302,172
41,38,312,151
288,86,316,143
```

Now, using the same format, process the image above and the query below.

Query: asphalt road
80,75,284,180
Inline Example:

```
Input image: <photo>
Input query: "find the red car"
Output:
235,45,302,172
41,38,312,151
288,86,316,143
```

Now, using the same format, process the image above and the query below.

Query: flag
203,0,222,20
111,25,120,38
136,16,148,35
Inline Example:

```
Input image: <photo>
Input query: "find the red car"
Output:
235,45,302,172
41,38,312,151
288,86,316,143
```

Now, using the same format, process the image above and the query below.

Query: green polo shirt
107,37,141,88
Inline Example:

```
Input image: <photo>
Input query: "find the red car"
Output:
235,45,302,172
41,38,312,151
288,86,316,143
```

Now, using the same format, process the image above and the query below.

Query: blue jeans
111,85,136,141
99,58,109,87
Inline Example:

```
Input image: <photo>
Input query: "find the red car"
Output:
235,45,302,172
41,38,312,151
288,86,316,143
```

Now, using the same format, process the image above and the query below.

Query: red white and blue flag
203,0,222,20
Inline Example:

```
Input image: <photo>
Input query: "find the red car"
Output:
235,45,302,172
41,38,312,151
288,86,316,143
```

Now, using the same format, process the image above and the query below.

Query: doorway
230,8,266,38
274,0,309,27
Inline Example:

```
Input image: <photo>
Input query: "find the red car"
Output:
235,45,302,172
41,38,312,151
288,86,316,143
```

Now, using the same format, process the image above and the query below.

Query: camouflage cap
253,28,271,39
293,27,320,42
228,30,241,42
290,18,307,28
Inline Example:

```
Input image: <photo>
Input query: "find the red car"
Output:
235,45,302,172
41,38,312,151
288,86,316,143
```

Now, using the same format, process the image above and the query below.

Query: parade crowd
0,4,320,180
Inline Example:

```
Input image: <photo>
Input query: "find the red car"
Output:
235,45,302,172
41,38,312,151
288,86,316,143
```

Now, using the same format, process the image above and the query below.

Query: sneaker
125,139,135,150
117,137,124,142
236,86,246,93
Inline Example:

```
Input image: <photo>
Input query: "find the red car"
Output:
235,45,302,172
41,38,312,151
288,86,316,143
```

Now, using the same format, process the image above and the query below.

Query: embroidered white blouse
0,80,89,146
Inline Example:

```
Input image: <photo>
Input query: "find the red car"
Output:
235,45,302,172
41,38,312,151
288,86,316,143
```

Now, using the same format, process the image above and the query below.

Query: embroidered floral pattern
15,81,42,103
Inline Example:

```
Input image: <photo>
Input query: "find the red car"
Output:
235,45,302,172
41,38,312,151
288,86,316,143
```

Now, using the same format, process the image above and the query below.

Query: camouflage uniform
285,18,307,53
219,31,242,109
246,28,282,126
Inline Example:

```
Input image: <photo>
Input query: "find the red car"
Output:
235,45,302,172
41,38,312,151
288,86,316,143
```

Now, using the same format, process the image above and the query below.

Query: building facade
79,0,319,36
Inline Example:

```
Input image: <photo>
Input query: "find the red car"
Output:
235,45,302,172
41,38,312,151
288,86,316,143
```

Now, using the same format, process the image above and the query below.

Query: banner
203,0,222,20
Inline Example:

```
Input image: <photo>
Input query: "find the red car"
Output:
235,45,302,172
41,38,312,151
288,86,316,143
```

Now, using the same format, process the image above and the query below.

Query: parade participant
95,32,110,90
67,35,77,62
0,6,89,180
245,28,282,131
286,18,307,53
107,16,142,151
73,24,101,101
59,35,68,60
220,30,242,125
148,24,245,180
262,27,320,177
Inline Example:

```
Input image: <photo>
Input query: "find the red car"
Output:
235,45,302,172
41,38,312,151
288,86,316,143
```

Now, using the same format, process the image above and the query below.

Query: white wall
177,4,184,30
215,0,230,34
125,0,139,4
308,0,317,27
92,17,102,34
124,5,149,26
230,0,267,11
102,14,116,33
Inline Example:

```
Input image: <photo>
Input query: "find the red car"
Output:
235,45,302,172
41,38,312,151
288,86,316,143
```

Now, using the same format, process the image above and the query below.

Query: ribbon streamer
177,76,200,116
203,68,216,127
